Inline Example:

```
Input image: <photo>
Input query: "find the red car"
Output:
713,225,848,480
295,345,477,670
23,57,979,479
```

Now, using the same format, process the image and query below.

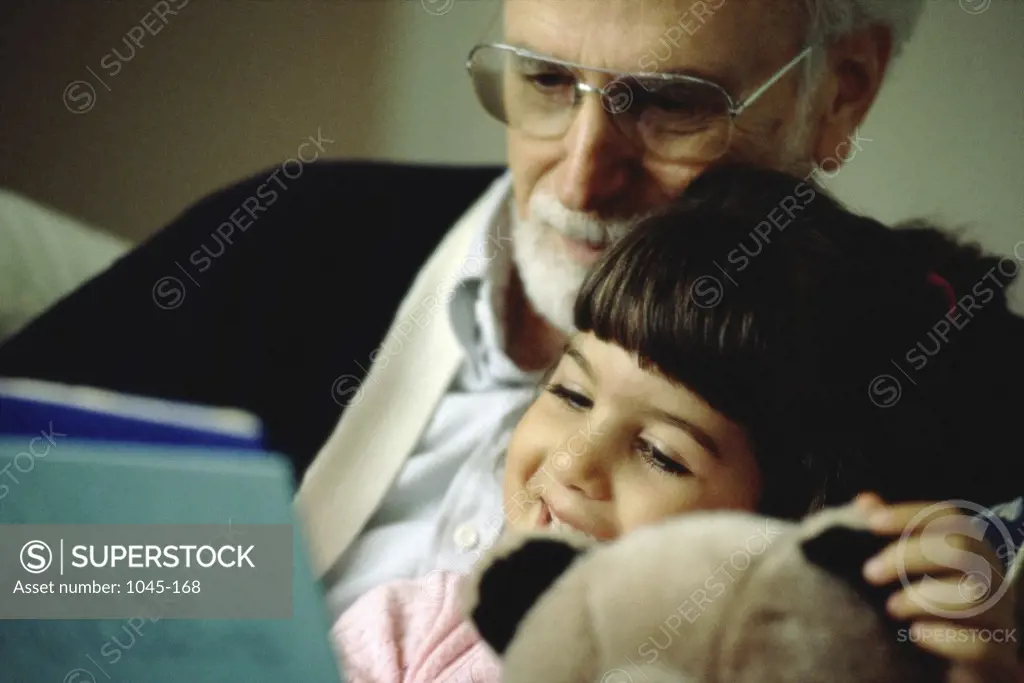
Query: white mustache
527,193,648,246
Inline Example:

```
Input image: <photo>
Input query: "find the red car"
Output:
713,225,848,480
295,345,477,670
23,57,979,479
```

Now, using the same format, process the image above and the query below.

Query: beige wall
1,0,1022,302
0,0,503,243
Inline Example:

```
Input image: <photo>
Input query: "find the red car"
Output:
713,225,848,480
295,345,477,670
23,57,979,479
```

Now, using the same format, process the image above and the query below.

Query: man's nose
547,431,612,501
554,94,635,214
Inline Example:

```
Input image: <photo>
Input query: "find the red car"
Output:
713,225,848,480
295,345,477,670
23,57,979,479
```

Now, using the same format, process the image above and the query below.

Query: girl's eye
545,383,593,411
637,439,691,477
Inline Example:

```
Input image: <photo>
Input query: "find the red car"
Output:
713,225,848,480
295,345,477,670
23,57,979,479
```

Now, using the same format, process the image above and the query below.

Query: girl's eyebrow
563,342,595,380
538,359,558,386
645,408,721,459
564,340,720,458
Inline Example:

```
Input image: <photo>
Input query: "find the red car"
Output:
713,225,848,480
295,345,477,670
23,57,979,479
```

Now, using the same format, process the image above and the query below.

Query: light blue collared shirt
324,174,543,618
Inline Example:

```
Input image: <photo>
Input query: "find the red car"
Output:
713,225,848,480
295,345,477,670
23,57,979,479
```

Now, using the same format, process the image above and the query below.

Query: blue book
0,377,264,452
0,441,344,683
0,381,346,682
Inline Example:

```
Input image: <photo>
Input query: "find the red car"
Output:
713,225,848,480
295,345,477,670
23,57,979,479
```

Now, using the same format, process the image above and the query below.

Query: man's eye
545,383,592,410
526,73,575,91
641,85,704,111
632,81,725,123
514,59,575,91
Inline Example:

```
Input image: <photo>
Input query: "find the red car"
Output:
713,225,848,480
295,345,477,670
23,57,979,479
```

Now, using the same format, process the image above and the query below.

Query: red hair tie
926,272,956,313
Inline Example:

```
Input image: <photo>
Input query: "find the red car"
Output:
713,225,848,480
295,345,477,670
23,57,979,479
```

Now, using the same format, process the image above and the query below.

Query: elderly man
0,0,934,609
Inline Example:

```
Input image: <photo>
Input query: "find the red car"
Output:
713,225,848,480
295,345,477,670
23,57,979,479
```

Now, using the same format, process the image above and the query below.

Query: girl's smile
503,331,762,542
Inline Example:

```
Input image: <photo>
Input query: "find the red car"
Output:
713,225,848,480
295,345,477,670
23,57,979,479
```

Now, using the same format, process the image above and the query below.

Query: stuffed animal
460,504,973,683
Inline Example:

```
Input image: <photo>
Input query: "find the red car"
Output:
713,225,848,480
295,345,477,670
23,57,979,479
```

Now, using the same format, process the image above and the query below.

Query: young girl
332,164,1023,683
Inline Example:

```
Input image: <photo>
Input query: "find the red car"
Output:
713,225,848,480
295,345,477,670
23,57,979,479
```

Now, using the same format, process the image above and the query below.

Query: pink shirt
332,570,501,683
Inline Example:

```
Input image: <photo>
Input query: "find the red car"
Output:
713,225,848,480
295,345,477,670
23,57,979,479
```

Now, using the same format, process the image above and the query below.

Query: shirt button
454,523,480,550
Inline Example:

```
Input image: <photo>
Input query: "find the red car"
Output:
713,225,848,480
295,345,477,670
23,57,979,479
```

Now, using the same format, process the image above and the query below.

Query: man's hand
854,493,1018,683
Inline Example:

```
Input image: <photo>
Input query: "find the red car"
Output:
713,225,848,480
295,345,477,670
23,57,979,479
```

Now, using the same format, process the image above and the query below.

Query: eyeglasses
466,43,813,164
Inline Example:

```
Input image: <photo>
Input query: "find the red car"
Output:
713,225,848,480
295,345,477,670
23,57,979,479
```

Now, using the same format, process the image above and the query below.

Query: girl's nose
546,433,613,501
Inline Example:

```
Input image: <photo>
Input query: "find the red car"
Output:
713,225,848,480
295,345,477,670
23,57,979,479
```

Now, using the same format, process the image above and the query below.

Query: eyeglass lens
470,46,735,162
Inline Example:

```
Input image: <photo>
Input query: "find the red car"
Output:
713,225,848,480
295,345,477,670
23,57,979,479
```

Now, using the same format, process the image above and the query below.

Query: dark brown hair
574,163,1022,518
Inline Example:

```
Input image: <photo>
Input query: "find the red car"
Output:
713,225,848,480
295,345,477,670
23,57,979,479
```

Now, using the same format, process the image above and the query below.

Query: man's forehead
502,0,803,84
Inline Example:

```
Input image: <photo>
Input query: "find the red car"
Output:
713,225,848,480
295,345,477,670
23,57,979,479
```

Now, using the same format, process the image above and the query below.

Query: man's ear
808,24,892,165
461,535,585,655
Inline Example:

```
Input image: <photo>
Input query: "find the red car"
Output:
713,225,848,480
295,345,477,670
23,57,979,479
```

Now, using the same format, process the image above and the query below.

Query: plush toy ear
800,526,895,608
464,534,586,656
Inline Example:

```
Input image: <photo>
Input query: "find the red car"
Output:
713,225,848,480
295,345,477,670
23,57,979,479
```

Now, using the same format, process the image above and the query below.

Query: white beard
510,193,647,334
508,129,815,335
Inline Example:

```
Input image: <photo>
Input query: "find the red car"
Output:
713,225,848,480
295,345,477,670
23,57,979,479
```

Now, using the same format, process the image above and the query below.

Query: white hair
802,0,926,57
797,0,927,91
785,0,926,160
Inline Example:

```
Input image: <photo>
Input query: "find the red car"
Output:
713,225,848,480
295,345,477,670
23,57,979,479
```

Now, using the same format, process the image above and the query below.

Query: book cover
0,377,264,451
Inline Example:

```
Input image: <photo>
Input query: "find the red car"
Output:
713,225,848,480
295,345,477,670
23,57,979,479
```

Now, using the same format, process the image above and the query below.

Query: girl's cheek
506,407,549,482
521,403,560,458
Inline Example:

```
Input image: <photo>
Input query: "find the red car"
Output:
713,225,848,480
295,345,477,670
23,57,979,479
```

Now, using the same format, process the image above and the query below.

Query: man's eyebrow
501,41,560,62
504,43,718,74
563,342,595,380
502,43,739,93
633,66,741,94
648,408,721,459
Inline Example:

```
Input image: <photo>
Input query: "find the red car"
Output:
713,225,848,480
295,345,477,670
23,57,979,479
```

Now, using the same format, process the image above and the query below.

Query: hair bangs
573,212,774,428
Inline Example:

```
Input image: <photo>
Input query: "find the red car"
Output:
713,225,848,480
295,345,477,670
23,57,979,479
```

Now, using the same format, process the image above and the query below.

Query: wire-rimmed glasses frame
466,43,814,163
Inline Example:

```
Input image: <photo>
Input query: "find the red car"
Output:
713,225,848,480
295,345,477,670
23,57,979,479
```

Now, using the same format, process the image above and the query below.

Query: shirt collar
448,173,538,385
